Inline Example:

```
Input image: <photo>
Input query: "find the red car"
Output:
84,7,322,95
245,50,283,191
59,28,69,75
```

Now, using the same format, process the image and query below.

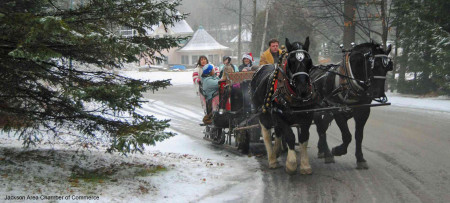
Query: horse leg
273,116,297,174
354,108,370,169
260,120,278,169
314,112,335,163
273,134,282,158
299,121,313,175
331,112,352,156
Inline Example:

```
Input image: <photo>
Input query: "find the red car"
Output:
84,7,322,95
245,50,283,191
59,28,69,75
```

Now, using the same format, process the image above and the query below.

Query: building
230,29,252,58
127,21,230,68
177,26,231,67
137,16,195,68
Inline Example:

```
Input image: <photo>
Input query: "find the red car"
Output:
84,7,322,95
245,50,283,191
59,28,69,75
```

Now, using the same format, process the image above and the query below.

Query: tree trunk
398,46,408,82
391,27,399,92
343,0,356,49
251,0,257,55
238,0,243,60
381,0,388,47
260,2,270,56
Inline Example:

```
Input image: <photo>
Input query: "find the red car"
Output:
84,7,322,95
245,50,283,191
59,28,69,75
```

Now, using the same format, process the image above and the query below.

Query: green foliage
0,0,186,153
393,0,450,95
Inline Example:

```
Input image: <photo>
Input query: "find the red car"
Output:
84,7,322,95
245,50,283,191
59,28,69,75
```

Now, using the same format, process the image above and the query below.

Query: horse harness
313,50,391,105
261,49,316,114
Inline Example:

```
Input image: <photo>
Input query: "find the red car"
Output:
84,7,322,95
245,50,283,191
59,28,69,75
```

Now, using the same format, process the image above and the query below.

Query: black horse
251,37,315,174
310,42,393,169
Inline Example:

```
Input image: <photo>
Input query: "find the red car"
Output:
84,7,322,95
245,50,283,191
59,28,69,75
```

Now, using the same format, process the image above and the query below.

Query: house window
181,55,189,64
208,55,214,64
213,55,219,65
192,55,199,65
120,26,135,38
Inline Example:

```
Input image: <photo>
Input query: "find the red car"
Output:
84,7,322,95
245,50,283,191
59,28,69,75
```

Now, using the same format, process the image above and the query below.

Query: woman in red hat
238,53,254,72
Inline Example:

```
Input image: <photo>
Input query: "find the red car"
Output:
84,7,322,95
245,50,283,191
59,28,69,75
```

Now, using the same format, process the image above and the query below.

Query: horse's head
285,37,313,98
349,42,393,101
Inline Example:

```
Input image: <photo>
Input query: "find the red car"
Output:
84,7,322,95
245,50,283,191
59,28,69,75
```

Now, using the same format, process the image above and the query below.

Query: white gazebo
177,26,231,67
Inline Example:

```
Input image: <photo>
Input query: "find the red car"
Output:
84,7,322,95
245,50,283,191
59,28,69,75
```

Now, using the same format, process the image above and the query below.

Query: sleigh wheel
235,130,250,154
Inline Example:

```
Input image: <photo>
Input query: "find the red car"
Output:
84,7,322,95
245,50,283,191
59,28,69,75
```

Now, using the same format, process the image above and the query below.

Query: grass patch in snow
135,165,167,177
70,166,111,184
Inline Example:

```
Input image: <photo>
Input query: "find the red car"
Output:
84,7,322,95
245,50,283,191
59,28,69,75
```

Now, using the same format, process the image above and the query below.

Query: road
144,84,450,203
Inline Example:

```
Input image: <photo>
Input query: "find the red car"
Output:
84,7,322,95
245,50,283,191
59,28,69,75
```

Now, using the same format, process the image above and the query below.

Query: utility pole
238,0,243,60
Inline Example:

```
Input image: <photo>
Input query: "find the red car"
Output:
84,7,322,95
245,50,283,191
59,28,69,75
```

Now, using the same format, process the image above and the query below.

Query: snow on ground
386,92,450,113
2,70,449,202
119,70,194,86
0,132,263,202
0,70,264,203
120,70,450,113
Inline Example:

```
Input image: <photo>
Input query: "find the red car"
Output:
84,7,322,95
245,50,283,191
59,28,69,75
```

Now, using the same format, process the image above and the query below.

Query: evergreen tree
0,0,186,153
393,0,450,95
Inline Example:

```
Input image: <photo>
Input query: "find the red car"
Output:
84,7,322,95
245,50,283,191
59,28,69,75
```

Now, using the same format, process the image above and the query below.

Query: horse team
250,37,393,174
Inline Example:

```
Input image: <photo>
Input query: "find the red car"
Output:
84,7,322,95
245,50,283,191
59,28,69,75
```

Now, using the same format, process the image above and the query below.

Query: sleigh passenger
201,64,219,124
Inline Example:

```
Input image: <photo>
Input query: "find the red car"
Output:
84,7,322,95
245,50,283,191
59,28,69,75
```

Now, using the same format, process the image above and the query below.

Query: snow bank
0,130,263,203
386,92,450,113
0,69,264,202
119,71,193,86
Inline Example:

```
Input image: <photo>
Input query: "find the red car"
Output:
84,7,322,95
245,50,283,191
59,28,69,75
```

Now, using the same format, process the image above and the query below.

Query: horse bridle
347,50,391,87
279,49,311,87
349,50,392,103
371,54,392,80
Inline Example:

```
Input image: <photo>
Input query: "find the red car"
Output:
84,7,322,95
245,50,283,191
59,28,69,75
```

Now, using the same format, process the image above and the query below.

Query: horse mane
352,42,381,52
290,41,304,51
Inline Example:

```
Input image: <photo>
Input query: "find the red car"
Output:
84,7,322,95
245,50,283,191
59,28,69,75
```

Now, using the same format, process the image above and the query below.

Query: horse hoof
356,161,369,170
300,167,313,175
285,161,297,174
324,156,335,164
285,167,297,175
331,147,346,156
269,162,280,169
317,152,325,159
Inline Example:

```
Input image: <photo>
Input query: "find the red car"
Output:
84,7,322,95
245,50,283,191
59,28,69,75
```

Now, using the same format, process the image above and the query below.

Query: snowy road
144,83,450,203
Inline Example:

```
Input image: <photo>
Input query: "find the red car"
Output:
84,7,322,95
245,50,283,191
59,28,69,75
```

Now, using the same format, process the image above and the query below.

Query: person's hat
223,56,230,61
202,64,214,75
242,53,254,61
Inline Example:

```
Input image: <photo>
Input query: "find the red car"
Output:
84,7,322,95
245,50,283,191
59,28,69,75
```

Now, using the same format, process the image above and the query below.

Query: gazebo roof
178,26,229,52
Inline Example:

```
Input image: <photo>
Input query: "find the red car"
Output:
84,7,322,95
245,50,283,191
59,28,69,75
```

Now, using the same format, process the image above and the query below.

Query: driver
259,38,282,66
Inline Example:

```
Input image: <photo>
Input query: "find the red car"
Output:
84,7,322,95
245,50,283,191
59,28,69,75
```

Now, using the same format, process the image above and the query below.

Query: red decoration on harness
282,61,297,96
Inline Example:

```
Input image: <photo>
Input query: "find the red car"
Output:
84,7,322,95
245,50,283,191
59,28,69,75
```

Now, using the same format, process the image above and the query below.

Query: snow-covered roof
230,29,252,43
144,20,193,36
170,20,194,34
144,24,159,35
178,26,229,52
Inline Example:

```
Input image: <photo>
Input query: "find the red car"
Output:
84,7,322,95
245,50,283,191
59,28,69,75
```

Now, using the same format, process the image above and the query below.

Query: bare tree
343,0,356,49
238,0,243,59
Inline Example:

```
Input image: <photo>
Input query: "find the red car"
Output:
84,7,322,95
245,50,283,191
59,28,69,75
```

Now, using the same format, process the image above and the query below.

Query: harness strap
373,76,386,79
291,72,309,77
344,53,365,91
